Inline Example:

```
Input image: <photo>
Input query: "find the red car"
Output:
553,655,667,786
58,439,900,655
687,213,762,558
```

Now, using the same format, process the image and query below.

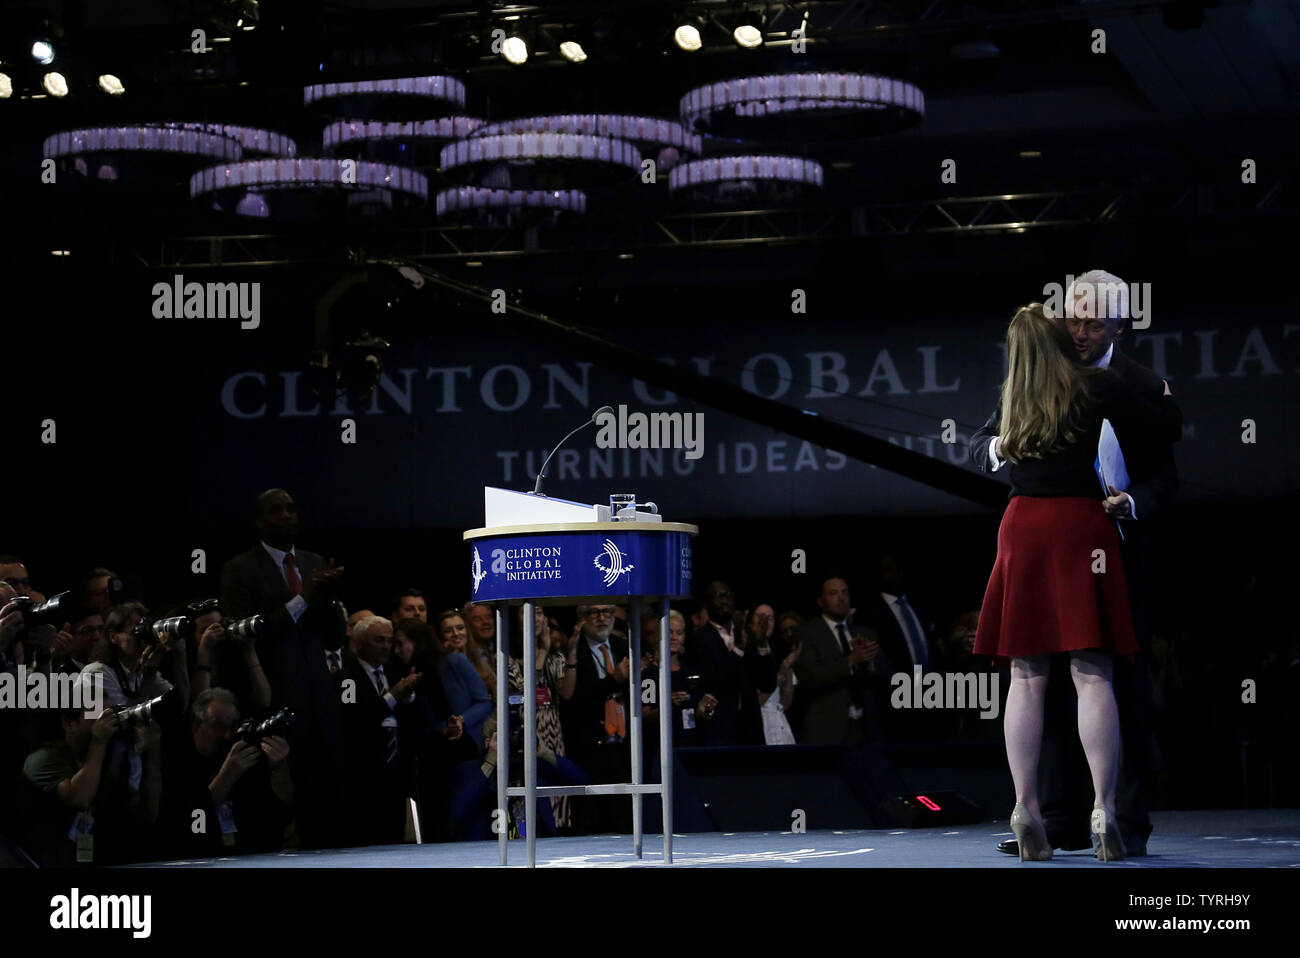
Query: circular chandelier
440,133,641,190
155,123,297,156
304,75,466,119
323,117,485,150
471,114,701,169
191,158,427,219
668,155,824,207
436,186,587,227
680,72,924,140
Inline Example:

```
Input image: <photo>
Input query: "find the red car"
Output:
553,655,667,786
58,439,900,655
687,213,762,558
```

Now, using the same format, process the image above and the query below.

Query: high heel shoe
1090,803,1127,862
1010,804,1052,861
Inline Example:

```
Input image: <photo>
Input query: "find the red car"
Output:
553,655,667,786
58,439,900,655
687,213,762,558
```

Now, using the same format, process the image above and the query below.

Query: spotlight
42,72,68,97
559,40,586,63
502,35,528,64
733,24,763,48
674,25,702,51
32,40,55,65
0,74,12,99
98,74,125,95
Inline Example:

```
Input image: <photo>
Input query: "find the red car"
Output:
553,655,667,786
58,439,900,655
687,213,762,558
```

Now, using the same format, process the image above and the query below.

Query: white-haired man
336,614,421,846
971,268,1180,858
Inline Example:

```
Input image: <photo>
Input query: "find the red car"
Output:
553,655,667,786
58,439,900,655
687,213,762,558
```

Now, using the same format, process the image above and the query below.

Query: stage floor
137,809,1300,868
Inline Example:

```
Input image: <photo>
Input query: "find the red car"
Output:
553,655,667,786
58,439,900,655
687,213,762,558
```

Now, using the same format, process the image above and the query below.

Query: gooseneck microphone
532,405,614,496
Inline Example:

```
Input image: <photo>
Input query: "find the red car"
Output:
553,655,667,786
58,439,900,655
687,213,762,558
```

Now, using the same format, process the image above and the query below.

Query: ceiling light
32,41,55,65
502,36,528,64
0,74,12,99
98,74,125,95
734,25,763,48
559,41,586,63
674,25,702,51
42,72,68,97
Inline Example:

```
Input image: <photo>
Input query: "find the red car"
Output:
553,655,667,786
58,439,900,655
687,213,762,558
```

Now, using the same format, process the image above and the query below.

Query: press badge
536,686,552,709
69,811,94,863
682,708,696,730
218,801,238,846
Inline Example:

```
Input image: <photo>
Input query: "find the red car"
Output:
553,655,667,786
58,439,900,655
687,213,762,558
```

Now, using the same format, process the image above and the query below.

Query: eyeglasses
584,609,615,618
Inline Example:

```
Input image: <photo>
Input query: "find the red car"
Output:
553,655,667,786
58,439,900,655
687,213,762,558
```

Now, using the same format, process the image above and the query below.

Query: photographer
18,676,163,866
159,688,294,857
83,601,179,709
190,603,272,712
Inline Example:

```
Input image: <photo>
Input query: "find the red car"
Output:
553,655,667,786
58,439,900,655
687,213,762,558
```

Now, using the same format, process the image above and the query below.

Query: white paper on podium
484,487,601,527
1094,419,1129,541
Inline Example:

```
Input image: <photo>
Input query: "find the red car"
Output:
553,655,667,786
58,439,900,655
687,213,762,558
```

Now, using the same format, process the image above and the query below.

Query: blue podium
464,489,696,867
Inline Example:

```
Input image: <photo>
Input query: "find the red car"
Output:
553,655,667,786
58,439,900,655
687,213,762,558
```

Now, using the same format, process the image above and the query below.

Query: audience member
434,611,493,750
392,589,428,624
690,581,745,746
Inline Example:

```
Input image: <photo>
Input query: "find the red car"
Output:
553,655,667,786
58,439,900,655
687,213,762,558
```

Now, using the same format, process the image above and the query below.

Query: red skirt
974,496,1139,661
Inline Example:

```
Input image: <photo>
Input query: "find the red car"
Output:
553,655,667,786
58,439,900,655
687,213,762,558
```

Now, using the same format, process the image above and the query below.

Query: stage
135,809,1300,868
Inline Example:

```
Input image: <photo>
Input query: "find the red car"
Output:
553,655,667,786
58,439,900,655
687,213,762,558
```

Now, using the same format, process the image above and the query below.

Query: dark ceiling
3,0,1297,297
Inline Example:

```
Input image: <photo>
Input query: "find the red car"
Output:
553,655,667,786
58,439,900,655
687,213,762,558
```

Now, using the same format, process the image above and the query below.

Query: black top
1006,370,1182,500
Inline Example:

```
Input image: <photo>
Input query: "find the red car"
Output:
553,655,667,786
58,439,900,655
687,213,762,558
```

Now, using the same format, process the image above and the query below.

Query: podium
464,488,697,866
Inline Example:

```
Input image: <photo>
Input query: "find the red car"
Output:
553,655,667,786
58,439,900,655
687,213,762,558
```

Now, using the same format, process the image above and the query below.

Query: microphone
532,405,613,496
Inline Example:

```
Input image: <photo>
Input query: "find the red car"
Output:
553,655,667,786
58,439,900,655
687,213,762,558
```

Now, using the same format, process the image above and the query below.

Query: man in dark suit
793,577,890,745
335,615,421,846
219,487,346,848
562,603,630,833
970,270,1178,856
689,580,746,746
857,556,950,742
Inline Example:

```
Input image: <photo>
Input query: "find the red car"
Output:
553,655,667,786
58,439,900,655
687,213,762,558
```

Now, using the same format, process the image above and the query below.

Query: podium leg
523,602,537,868
629,602,643,860
659,596,673,864
496,607,508,866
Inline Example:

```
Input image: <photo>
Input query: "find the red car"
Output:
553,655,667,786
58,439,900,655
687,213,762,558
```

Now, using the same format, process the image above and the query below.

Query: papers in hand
1094,418,1129,540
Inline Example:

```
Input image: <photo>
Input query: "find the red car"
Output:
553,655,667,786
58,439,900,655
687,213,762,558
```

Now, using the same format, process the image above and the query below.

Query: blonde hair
997,303,1101,462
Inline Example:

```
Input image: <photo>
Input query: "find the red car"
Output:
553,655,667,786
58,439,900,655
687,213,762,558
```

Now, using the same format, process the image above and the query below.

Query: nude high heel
1091,803,1126,862
1010,804,1052,862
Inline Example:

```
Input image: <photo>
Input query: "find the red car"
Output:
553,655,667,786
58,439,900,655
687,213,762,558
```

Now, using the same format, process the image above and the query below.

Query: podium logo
595,405,704,460
471,546,487,595
594,538,635,587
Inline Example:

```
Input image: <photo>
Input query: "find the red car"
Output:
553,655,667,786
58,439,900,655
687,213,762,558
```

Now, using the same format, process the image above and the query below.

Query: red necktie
284,554,302,597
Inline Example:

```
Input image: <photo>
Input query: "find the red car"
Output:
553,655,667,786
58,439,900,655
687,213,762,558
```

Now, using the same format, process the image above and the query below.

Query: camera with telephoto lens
236,708,294,747
116,688,179,732
222,614,265,643
10,592,78,629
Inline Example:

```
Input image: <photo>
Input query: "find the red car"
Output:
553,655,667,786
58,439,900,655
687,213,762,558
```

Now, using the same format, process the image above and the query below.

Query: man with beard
971,269,1179,857
562,603,629,833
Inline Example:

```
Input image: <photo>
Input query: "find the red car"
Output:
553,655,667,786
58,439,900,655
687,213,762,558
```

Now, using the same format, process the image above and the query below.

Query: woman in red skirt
974,304,1180,862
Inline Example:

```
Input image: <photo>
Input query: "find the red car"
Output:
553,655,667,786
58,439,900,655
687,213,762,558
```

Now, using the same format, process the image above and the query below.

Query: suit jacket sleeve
792,624,851,692
969,401,1002,472
448,655,493,730
220,551,295,636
